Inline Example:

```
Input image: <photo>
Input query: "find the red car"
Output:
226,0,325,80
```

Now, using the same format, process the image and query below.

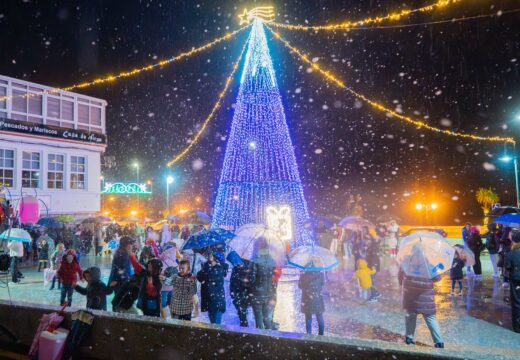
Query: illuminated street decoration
266,205,293,242
212,19,310,247
101,182,152,195
238,6,275,25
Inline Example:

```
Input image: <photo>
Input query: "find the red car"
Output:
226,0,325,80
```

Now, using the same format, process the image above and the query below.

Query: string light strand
270,0,465,31
166,34,250,167
266,26,515,145
0,25,250,102
340,8,520,31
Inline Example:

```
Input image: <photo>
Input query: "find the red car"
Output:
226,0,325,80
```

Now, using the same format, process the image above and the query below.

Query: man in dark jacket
251,243,277,330
230,259,254,327
399,269,444,348
486,223,500,278
299,271,325,335
506,233,520,333
74,267,116,311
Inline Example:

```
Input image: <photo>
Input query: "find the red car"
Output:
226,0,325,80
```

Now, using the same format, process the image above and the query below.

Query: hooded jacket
75,266,113,310
352,259,376,289
57,249,83,285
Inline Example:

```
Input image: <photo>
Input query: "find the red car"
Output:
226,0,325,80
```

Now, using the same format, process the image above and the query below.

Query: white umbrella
397,232,455,279
0,228,32,243
228,223,287,266
338,216,374,230
288,245,338,271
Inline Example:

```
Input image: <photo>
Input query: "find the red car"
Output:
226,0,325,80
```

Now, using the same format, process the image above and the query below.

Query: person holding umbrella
397,232,453,348
250,237,278,330
8,236,24,284
299,270,325,335
506,232,520,332
230,259,254,327
197,251,228,324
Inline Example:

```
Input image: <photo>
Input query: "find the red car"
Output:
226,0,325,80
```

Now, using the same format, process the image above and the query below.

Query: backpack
112,278,139,310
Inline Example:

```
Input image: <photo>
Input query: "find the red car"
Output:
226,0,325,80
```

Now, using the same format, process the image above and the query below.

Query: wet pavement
1,251,520,357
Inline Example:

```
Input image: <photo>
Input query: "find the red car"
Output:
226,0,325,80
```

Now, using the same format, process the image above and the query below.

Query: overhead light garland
270,0,465,31
166,32,251,167
266,27,515,145
339,8,520,31
0,25,250,102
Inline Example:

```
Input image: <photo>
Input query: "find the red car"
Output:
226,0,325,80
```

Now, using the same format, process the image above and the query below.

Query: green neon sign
101,182,152,195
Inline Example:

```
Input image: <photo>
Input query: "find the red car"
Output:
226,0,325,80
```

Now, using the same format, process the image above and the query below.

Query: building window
70,156,86,190
47,154,64,189
0,149,14,188
22,151,40,188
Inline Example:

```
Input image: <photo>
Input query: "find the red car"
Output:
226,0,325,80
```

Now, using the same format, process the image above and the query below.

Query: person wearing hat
197,251,228,324
506,232,520,333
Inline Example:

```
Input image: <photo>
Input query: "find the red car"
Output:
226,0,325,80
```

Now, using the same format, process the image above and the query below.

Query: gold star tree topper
238,6,275,25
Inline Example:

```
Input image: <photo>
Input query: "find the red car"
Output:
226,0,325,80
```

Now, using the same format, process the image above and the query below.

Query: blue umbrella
37,217,64,229
182,228,235,251
495,213,520,228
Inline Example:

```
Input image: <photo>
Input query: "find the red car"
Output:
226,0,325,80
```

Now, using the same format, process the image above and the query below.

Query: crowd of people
1,205,520,345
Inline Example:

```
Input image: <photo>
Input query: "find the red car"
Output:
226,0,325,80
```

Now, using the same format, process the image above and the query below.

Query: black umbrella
62,310,95,360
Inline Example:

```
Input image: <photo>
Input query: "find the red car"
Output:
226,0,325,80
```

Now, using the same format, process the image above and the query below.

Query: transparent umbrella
397,232,455,279
228,223,287,266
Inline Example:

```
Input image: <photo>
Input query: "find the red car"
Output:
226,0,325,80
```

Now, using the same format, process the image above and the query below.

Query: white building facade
0,75,107,216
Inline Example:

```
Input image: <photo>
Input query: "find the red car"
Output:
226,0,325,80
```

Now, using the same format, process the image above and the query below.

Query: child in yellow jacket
352,259,376,300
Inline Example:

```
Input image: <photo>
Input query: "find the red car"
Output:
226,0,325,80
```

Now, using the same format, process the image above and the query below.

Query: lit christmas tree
212,19,311,247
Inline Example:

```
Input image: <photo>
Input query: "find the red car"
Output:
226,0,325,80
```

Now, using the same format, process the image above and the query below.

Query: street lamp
499,148,520,208
166,176,174,212
430,203,438,210
415,203,423,210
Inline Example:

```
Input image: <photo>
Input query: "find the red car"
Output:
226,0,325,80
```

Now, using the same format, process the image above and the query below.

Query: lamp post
166,176,174,213
499,142,520,208
133,162,140,217
415,202,438,226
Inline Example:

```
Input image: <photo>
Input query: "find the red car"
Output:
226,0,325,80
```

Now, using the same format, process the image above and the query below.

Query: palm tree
476,187,500,224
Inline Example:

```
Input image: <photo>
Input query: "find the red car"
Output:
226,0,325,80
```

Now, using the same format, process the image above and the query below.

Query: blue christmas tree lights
212,19,311,247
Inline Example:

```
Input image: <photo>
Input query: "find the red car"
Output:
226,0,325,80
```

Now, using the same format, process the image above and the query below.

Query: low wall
0,301,495,360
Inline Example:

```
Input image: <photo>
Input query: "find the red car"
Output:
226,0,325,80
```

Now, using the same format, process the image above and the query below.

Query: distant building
0,74,107,216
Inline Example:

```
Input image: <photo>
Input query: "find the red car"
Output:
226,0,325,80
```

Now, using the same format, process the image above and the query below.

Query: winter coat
57,250,83,285
74,267,113,310
468,233,483,254
486,228,500,255
450,257,465,280
109,249,133,295
8,241,24,258
250,254,277,302
230,261,254,307
506,243,520,282
160,247,179,292
400,271,437,315
38,242,50,261
161,224,172,246
197,261,228,313
366,239,381,271
170,273,197,316
299,271,325,315
50,248,65,269
130,255,162,316
352,259,376,289
462,227,471,245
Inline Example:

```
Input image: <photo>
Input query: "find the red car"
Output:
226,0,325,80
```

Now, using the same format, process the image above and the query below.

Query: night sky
1,0,520,224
